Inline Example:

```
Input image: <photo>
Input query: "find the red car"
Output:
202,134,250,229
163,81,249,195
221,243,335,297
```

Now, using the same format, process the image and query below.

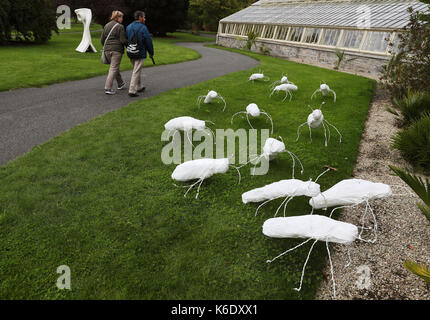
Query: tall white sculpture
75,8,97,53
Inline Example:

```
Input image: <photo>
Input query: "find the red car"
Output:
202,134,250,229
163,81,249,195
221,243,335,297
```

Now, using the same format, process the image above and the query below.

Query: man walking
126,11,154,98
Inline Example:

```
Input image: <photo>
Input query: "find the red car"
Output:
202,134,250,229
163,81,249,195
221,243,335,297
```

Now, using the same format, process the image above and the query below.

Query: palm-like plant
387,90,430,127
333,49,359,70
245,30,257,51
390,165,430,284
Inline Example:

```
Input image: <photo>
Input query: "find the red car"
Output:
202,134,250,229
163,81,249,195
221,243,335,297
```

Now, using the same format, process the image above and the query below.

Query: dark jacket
101,20,128,53
126,21,154,59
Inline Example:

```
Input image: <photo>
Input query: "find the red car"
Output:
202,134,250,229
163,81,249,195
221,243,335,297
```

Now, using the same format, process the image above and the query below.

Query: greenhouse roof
220,0,429,30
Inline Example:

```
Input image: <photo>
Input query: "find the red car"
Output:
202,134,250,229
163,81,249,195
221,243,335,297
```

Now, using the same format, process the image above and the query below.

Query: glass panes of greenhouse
253,24,264,37
303,28,321,44
361,31,392,53
242,24,253,36
275,26,289,40
340,30,365,49
321,29,341,46
263,25,276,39
288,27,304,42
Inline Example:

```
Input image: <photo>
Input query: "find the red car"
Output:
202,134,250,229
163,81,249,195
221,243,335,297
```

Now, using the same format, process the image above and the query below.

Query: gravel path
0,42,258,165
316,84,430,300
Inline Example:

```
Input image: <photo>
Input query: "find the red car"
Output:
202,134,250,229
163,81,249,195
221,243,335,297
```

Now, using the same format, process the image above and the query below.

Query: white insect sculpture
311,83,337,102
197,90,227,111
270,83,299,102
171,158,241,199
231,103,274,134
263,215,359,299
249,72,270,82
296,103,342,147
164,116,215,146
242,168,331,217
248,137,304,179
309,178,393,243
270,74,293,90
75,8,97,53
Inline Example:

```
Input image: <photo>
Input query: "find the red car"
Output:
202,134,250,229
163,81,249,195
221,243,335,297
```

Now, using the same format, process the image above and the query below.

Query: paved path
0,42,259,165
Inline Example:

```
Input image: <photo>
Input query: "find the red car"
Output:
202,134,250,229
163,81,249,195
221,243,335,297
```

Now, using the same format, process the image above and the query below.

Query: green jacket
101,20,128,54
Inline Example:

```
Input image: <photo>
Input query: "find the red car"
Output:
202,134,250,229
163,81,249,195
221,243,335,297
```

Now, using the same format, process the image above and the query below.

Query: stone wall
217,35,389,80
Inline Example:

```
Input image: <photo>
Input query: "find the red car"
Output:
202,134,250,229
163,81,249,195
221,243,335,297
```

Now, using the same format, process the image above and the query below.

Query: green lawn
58,23,104,33
0,47,375,299
0,31,212,92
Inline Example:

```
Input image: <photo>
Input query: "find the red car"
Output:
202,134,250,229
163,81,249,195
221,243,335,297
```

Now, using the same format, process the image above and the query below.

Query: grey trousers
129,58,145,94
104,51,124,90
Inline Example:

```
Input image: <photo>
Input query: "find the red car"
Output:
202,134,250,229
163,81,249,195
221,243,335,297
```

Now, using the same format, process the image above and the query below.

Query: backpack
127,27,144,60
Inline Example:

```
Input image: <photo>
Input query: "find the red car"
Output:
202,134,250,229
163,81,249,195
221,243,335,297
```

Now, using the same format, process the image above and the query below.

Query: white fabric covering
308,110,324,129
263,138,286,160
165,116,206,131
246,103,261,117
249,73,265,81
309,179,393,209
172,158,229,182
263,215,358,244
242,179,320,204
204,90,218,103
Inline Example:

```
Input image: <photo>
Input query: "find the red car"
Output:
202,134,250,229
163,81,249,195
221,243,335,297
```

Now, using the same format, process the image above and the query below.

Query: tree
188,0,257,32
381,5,430,98
0,0,58,44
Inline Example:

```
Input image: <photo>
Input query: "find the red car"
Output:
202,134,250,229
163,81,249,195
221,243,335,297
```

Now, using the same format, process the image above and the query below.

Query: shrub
0,0,58,44
387,90,430,127
392,114,430,174
245,30,257,51
381,7,430,98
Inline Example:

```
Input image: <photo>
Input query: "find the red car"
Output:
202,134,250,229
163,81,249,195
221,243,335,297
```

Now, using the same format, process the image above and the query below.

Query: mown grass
0,47,375,299
0,31,212,92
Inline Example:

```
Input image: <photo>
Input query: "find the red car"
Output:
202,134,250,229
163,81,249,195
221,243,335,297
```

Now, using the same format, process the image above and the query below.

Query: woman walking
101,11,128,95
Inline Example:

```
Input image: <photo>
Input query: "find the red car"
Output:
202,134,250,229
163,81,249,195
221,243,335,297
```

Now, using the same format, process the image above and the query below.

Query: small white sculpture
231,103,274,134
75,8,97,53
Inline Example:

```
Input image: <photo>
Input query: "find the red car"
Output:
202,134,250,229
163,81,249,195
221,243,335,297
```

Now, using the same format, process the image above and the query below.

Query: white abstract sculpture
231,103,274,134
75,8,97,53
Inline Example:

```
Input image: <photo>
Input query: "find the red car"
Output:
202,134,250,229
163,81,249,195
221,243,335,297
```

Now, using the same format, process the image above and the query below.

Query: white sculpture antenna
75,8,97,53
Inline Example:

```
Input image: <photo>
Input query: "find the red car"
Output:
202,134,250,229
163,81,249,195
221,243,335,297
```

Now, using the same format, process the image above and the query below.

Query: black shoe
128,93,139,97
137,87,146,93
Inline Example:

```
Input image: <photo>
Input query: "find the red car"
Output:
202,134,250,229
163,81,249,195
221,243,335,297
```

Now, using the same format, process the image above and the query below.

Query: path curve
0,42,259,165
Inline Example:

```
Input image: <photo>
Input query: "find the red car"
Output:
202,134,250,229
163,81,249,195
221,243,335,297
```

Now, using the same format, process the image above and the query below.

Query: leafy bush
245,30,257,51
403,261,430,284
0,0,58,44
390,165,430,222
387,90,430,127
381,7,430,98
392,114,430,174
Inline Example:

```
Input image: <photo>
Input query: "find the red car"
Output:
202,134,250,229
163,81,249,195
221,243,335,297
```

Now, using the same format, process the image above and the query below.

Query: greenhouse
217,0,428,77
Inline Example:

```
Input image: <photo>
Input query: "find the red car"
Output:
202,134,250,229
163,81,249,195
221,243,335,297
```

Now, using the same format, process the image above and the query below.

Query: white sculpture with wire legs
75,8,97,53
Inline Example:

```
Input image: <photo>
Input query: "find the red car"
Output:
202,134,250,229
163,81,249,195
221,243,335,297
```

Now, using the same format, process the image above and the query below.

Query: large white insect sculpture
309,178,393,243
164,116,215,146
172,158,241,199
242,168,331,217
270,74,293,90
311,83,337,102
296,103,342,147
249,72,270,82
197,90,227,111
263,214,360,299
231,103,274,134
248,137,304,179
270,83,299,102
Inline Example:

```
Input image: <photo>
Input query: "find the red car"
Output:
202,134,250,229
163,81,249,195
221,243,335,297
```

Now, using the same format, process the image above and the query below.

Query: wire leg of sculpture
358,201,378,243
322,121,329,147
197,96,205,109
324,120,342,143
294,239,319,292
326,240,337,299
186,130,195,148
255,198,278,217
231,111,246,125
330,89,337,103
246,113,255,130
283,197,294,217
286,150,305,178
311,89,321,100
274,196,290,217
266,238,313,263
183,178,204,198
218,96,227,112
296,122,307,142
261,111,274,134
